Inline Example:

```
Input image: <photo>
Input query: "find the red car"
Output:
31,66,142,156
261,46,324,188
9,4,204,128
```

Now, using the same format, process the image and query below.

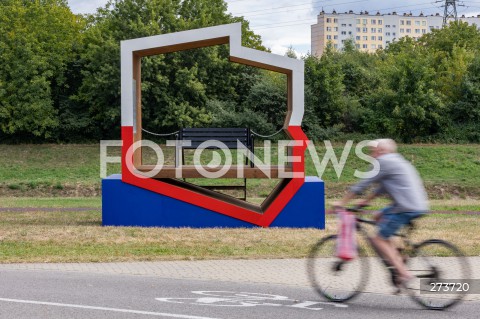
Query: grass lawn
0,197,478,262
0,143,478,263
0,143,479,199
0,203,478,263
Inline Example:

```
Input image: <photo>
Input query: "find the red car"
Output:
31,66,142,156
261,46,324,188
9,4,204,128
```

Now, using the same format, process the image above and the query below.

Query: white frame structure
121,23,304,145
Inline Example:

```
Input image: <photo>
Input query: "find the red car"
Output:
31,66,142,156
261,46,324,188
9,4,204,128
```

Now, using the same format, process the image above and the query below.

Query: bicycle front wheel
307,235,369,302
404,239,471,310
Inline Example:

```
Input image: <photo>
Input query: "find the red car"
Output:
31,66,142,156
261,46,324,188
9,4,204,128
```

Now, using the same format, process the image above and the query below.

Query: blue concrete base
102,175,324,228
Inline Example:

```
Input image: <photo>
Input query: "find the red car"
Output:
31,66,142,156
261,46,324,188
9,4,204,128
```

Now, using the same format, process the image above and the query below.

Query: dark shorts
378,207,425,239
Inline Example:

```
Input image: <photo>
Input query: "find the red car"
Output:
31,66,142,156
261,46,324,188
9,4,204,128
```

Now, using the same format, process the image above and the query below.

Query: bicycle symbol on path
156,291,348,311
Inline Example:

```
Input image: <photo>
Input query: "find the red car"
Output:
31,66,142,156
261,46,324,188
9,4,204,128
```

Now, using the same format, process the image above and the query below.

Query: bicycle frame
347,208,418,289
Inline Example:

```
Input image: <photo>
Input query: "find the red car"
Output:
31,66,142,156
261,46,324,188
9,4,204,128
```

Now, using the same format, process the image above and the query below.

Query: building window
356,19,361,24
362,19,367,24
363,27,368,32
378,28,382,33
371,44,376,49
393,32,396,36
371,19,376,25
334,27,338,31
386,24,391,28
356,44,360,48
415,21,421,26
422,29,426,34
378,36,383,41
400,28,404,33
356,36,360,40
348,31,352,35
348,24,352,27
334,35,338,39
406,29,411,33
334,44,338,48
326,35,332,39
378,20,383,25
392,24,396,28
356,27,361,32
341,31,347,35
341,40,346,43
422,21,426,26
327,27,332,31
415,29,420,34
334,18,338,23
429,26,435,30
326,18,331,23
363,44,368,48
386,32,391,36
406,20,411,25
341,23,346,27
386,41,390,44
378,44,383,49
363,36,368,40
371,28,376,33
400,20,405,25
371,36,376,40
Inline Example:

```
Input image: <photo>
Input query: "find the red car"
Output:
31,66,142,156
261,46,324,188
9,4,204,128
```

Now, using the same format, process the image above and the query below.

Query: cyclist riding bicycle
334,138,429,286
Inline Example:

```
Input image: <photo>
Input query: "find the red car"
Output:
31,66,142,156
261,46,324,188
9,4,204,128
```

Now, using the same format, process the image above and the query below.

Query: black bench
175,128,254,200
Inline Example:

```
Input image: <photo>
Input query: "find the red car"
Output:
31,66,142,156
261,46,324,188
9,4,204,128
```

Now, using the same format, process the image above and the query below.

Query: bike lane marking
0,297,221,319
156,291,349,311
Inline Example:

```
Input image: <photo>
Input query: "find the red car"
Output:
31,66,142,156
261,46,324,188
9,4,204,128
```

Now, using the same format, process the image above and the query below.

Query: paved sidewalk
1,257,479,301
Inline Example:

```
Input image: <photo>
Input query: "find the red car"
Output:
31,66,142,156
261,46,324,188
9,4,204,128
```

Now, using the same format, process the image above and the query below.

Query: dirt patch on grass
0,183,100,197
1,181,479,200
325,182,480,200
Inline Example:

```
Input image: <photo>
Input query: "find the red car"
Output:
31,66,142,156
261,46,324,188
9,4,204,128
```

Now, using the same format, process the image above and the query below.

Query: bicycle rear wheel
404,239,471,310
307,235,369,302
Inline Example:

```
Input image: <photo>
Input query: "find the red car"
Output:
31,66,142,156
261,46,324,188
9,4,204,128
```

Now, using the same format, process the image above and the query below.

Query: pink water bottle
336,209,358,261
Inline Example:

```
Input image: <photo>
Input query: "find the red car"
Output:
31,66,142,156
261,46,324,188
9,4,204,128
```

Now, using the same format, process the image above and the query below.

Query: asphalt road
0,269,478,319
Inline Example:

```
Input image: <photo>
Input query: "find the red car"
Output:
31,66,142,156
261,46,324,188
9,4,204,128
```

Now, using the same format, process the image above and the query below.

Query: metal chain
250,128,284,138
141,128,179,137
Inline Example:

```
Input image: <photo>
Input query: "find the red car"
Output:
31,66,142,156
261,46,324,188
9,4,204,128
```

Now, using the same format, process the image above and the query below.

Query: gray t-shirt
350,153,429,213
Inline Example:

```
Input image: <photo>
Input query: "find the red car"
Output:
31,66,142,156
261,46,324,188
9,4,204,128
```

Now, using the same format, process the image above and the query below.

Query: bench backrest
178,128,253,150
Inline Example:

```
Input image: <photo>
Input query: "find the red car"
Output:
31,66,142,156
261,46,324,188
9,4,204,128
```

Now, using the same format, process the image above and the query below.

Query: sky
68,1,480,56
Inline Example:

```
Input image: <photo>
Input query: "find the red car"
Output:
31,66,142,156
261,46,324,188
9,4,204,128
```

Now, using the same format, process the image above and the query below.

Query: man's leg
370,235,412,280
375,210,413,281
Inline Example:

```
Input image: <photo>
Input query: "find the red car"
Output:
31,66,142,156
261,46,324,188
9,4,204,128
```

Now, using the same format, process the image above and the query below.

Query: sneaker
399,276,415,290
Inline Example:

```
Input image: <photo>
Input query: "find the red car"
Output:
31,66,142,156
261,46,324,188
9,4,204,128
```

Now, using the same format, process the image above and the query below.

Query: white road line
0,297,222,319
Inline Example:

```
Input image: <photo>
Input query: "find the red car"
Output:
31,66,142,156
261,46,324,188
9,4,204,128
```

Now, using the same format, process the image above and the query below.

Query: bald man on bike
335,138,429,285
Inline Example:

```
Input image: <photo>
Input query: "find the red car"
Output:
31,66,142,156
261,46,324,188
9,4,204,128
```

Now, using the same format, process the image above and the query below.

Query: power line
235,1,443,22
232,0,338,15
233,0,368,18
251,5,444,30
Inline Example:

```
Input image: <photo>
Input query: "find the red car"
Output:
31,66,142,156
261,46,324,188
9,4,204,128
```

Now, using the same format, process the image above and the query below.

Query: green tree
243,71,287,130
76,0,265,139
0,0,84,140
364,38,445,141
303,50,346,139
420,21,480,55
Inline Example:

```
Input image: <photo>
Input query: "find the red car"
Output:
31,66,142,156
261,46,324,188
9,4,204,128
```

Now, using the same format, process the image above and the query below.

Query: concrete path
1,257,478,300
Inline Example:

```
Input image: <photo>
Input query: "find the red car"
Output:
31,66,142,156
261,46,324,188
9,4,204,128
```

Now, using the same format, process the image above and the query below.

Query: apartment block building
311,10,480,56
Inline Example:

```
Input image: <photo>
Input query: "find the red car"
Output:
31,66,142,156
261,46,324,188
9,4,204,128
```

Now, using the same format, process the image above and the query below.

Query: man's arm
334,191,356,207
335,160,386,207
335,189,378,208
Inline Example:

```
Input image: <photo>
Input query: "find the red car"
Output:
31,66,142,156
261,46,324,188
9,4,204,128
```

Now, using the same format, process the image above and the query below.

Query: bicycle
307,206,471,310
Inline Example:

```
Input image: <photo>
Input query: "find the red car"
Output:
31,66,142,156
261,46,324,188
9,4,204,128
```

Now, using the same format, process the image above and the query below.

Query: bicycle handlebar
334,205,377,225
355,216,377,225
